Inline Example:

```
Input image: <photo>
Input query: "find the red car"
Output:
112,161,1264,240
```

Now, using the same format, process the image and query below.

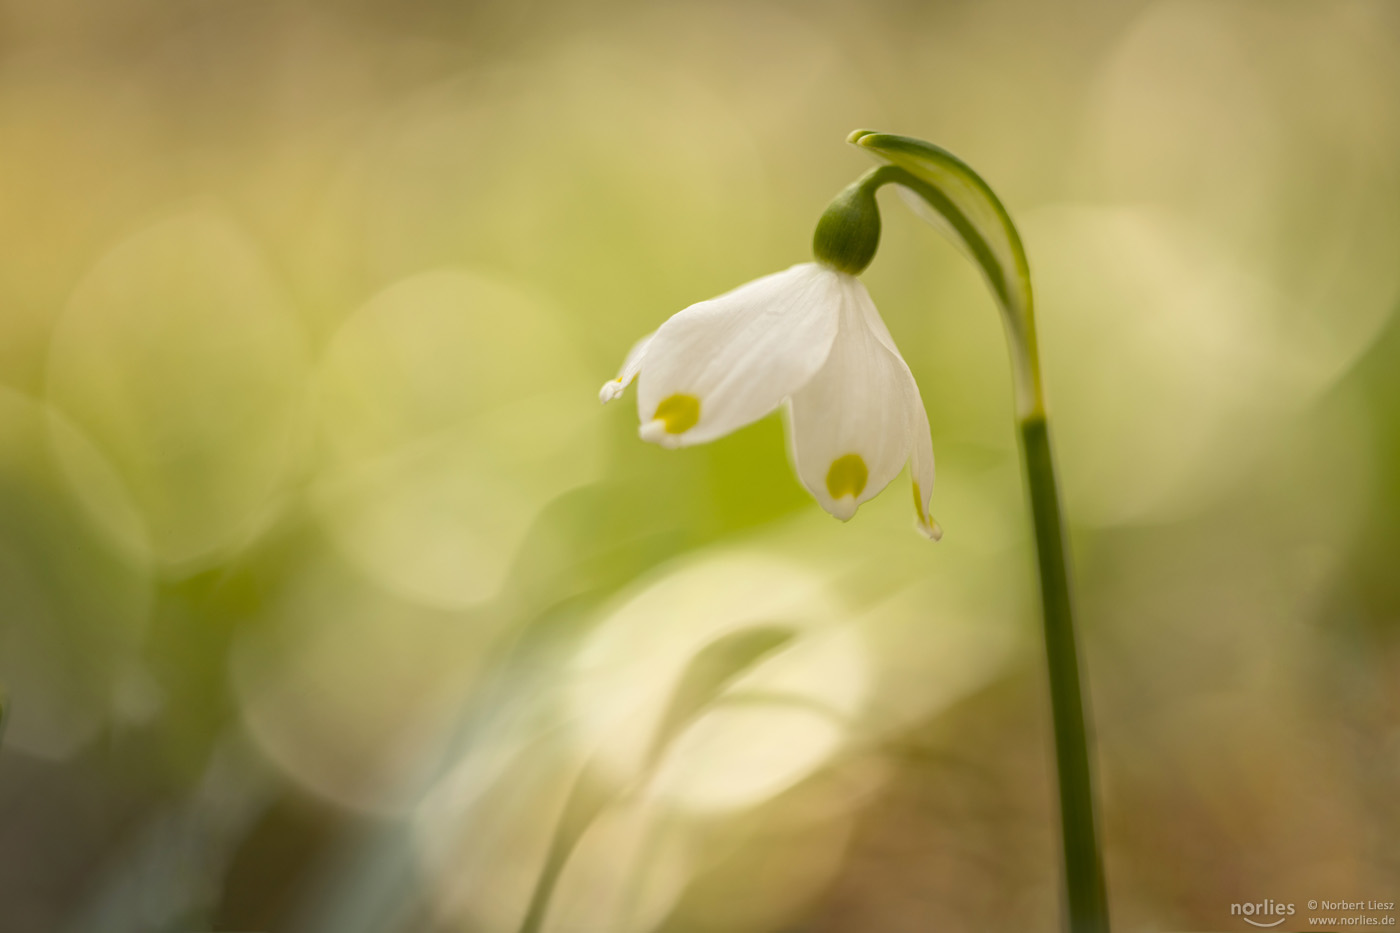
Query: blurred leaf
644,624,797,774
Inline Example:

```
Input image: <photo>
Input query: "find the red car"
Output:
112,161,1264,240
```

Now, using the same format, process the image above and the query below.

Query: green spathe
848,130,1042,419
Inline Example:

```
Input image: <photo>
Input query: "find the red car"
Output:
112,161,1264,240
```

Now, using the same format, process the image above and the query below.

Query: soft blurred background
0,1,1397,930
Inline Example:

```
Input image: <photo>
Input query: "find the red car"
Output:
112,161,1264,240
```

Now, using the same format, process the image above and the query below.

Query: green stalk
1020,410,1109,933
829,132,1111,932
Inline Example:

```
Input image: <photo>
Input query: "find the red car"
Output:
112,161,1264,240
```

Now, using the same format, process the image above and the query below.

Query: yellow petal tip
825,453,868,500
652,393,700,435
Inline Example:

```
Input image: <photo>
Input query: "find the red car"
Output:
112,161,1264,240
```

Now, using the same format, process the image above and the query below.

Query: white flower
600,262,940,539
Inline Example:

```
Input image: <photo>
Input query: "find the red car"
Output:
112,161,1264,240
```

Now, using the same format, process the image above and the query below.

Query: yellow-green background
1,1,1397,930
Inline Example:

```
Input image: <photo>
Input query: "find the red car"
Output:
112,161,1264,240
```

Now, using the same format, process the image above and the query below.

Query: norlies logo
1231,899,1297,927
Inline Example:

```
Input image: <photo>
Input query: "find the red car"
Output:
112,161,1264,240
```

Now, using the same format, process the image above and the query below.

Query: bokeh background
1,1,1398,930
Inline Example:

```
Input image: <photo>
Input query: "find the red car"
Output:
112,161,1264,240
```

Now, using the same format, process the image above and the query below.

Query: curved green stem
840,134,1110,932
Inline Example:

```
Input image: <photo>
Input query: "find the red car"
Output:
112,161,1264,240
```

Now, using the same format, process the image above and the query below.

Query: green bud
812,170,884,275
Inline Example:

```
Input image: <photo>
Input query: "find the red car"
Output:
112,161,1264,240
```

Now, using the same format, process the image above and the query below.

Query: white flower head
600,261,939,539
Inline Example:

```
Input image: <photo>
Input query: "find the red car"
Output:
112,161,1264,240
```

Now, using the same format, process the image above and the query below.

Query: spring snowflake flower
599,261,939,538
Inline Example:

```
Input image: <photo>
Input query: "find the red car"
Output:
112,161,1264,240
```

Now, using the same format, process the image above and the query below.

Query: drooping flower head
599,165,939,539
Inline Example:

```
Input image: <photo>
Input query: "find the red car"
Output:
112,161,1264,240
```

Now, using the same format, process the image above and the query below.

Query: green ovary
654,393,700,434
825,453,868,500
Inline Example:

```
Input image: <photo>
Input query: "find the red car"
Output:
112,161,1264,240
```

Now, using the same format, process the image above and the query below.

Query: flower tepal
600,249,940,538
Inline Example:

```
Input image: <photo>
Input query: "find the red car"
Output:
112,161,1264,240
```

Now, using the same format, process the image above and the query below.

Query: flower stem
1019,409,1110,933
846,135,1111,931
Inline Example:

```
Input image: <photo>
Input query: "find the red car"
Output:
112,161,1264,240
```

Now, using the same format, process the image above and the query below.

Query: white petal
635,263,843,447
787,277,920,522
599,331,654,404
848,280,940,538
864,285,939,539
